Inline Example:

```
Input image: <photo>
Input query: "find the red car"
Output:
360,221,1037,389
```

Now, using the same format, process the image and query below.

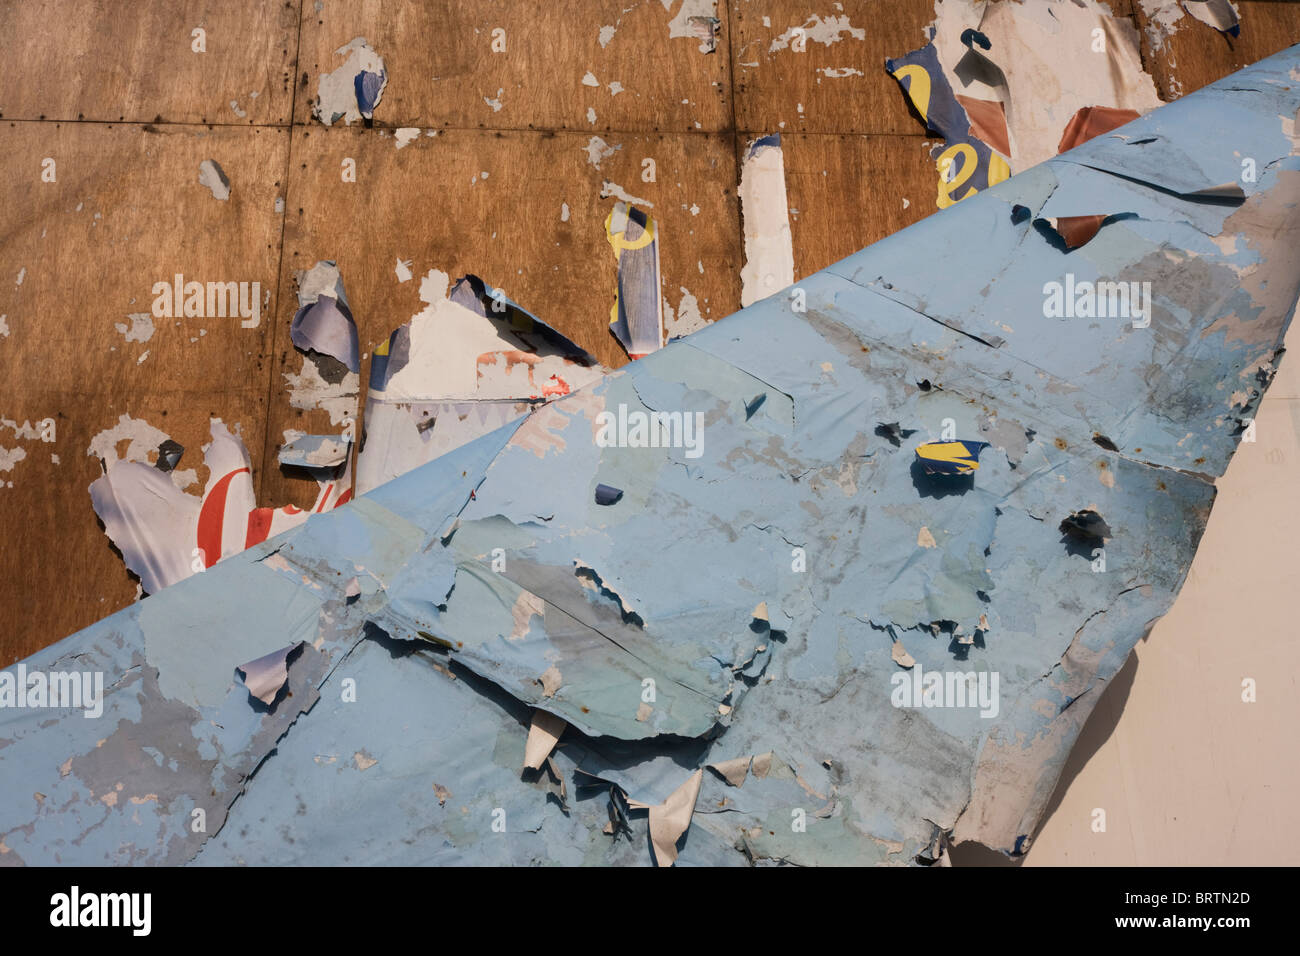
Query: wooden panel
768,132,937,280
0,122,288,394
262,125,742,508
731,0,938,135
0,121,288,661
0,0,299,124
1136,0,1300,101
295,0,732,132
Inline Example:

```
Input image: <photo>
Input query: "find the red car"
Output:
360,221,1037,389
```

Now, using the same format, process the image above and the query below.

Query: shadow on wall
949,649,1141,867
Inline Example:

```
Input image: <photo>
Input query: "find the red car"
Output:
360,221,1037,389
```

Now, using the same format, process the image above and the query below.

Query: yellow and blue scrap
914,440,990,475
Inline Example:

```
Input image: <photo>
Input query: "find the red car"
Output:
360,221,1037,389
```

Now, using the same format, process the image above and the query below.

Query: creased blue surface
3,48,1299,866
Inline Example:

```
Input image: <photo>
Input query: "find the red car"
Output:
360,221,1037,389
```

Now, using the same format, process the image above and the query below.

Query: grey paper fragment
236,642,305,706
279,434,351,470
198,159,230,201
594,483,623,505
291,261,360,373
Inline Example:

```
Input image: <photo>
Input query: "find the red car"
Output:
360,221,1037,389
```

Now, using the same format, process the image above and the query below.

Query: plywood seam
257,0,306,506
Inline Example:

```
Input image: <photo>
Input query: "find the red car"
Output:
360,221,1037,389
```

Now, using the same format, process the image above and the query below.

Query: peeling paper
313,37,387,126
89,264,364,595
279,433,350,469
583,135,621,169
707,755,752,788
739,134,795,307
290,260,360,373
665,0,719,54
1184,0,1241,36
664,286,706,340
86,414,174,474
236,642,304,706
355,272,603,494
0,445,26,477
600,180,653,207
889,0,1161,208
538,665,562,698
891,640,916,669
523,709,567,770
644,769,703,866
88,419,315,594
1143,0,1240,53
197,159,230,201
282,260,360,510
605,202,664,358
114,312,154,343
1034,105,1144,248
769,14,864,52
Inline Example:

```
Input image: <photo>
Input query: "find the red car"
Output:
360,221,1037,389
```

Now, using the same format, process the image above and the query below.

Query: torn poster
281,260,359,512
605,202,664,359
355,271,604,494
88,261,361,595
87,418,313,595
739,134,795,307
6,48,1300,865
665,0,720,54
889,0,1161,208
1143,0,1240,49
90,262,598,591
888,38,1011,207
313,37,388,126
